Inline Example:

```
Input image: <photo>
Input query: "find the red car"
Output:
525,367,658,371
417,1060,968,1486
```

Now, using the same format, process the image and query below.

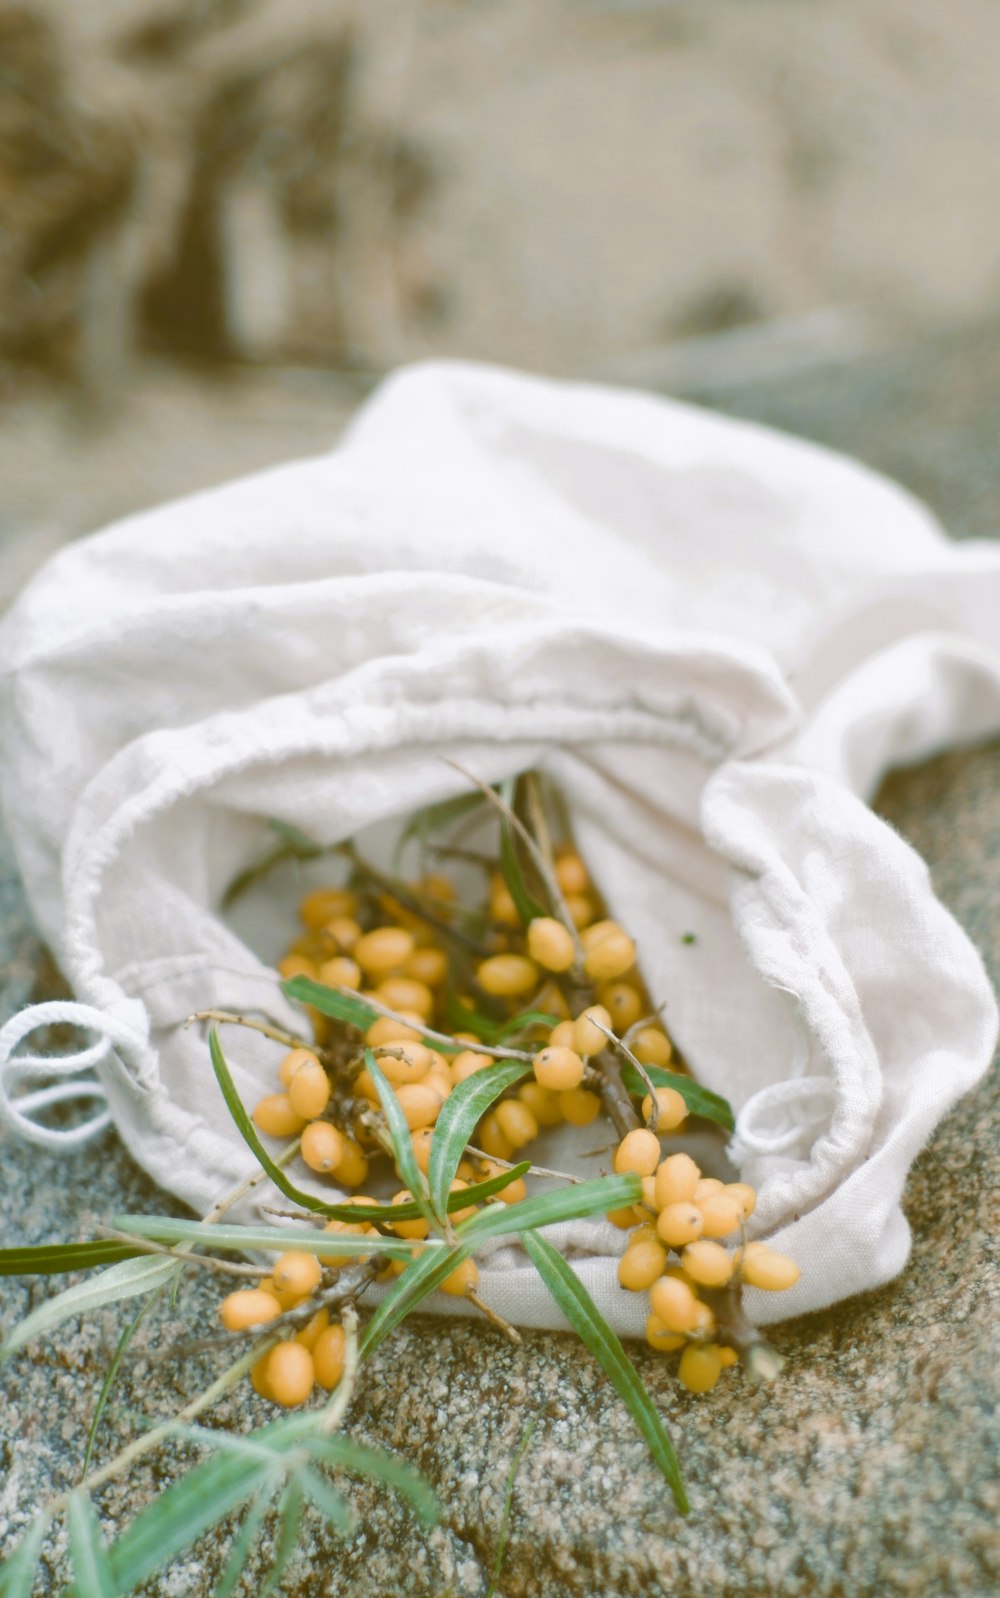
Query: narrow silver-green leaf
427,1059,530,1219
458,1173,641,1245
295,1466,355,1536
521,1231,688,1514
82,1286,165,1478
2,1255,177,1361
620,1063,734,1132
281,977,378,1035
359,1242,475,1359
111,1216,423,1260
212,1484,278,1598
257,1478,305,1598
304,1436,438,1526
363,1050,441,1232
67,1493,116,1598
0,1241,141,1277
0,1512,50,1598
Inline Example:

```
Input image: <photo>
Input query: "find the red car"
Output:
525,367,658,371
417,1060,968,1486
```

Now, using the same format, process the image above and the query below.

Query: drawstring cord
0,1002,146,1150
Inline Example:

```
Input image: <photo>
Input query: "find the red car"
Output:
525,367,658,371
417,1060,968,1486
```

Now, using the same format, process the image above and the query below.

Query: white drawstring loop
0,1001,145,1150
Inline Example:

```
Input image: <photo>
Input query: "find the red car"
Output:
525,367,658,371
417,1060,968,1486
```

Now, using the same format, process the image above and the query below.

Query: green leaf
257,1479,305,1598
82,1285,165,1479
212,1484,277,1598
427,1059,530,1219
304,1435,438,1526
111,1217,421,1260
2,1255,178,1361
67,1493,116,1598
0,1241,141,1277
295,1466,355,1536
521,1231,689,1514
458,1173,641,1245
0,1511,50,1598
485,1418,537,1598
359,1242,476,1359
281,977,379,1035
492,1010,559,1044
499,803,546,928
362,1050,440,1232
620,1065,734,1132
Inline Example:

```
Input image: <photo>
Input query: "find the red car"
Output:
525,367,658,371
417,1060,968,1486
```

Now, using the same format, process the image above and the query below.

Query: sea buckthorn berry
630,1222,659,1246
476,954,539,998
649,1274,701,1333
219,1288,283,1332
366,1014,424,1047
410,1127,434,1174
313,1323,347,1389
573,1005,612,1058
656,1202,705,1249
332,1138,369,1188
490,876,520,927
354,926,415,978
353,1067,379,1102
265,1342,315,1407
278,1047,321,1089
439,1258,479,1297
740,1247,800,1292
600,983,642,1032
474,1159,527,1204
618,1237,667,1291
691,1299,716,1336
583,926,636,983
607,1205,643,1229
614,1128,661,1177
526,917,577,973
697,1193,743,1239
395,1082,443,1130
565,893,594,929
518,1081,563,1127
424,1057,453,1100
403,947,448,987
495,1099,539,1149
682,1240,734,1288
317,955,362,991
373,1040,431,1085
272,1251,322,1302
451,1050,493,1085
632,1028,673,1068
639,1175,659,1212
251,1354,274,1400
558,1087,601,1126
548,1020,577,1050
653,1153,701,1209
301,1120,343,1173
478,1112,513,1160
678,1343,723,1394
448,1179,478,1224
535,981,570,1020
726,1182,757,1220
324,916,361,951
390,1191,430,1241
287,1060,331,1120
278,953,314,982
532,1045,585,1092
555,852,588,895
693,1177,724,1200
378,977,434,1019
296,1307,330,1350
718,1346,739,1369
252,1094,306,1139
320,1215,371,1266
421,872,456,903
641,1086,687,1133
299,887,356,928
646,1314,686,1353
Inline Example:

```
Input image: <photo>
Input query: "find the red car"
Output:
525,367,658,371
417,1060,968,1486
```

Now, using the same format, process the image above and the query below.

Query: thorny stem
590,1020,660,1129
343,987,534,1062
701,1283,785,1381
93,1228,263,1279
186,1009,311,1055
466,1290,522,1346
464,1147,584,1184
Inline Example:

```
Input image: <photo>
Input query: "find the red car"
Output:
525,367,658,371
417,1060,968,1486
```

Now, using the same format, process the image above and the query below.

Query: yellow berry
641,1087,687,1133
726,1182,757,1220
649,1273,701,1332
410,1127,435,1174
424,1057,452,1100
450,1050,492,1085
296,1307,330,1350
403,946,448,987
278,1047,322,1089
300,1120,343,1174
278,953,314,982
395,1082,443,1130
365,1013,424,1047
718,1345,739,1369
252,1094,306,1139
646,1314,685,1353
656,1202,704,1249
573,1005,612,1058
476,954,539,998
559,1087,601,1126
696,1193,743,1239
287,1059,331,1120
532,1045,585,1092
548,1020,577,1050
320,1214,371,1265
693,1177,725,1200
265,1341,315,1407
272,1251,322,1302
332,1138,369,1188
617,1238,667,1291
599,983,642,1031
527,917,577,973
740,1247,800,1291
565,893,594,929
495,1099,538,1149
682,1240,733,1287
639,1175,659,1212
447,1178,478,1225
678,1343,723,1394
632,1028,673,1068
251,1353,274,1399
324,916,361,951
583,926,636,983
490,877,520,927
607,1205,643,1229
299,887,357,928
614,1128,661,1177
478,1112,513,1160
354,926,415,978
372,1040,431,1085
555,853,588,895
390,1190,430,1241
219,1288,283,1332
518,1080,563,1127
316,955,362,990
473,1158,527,1204
313,1323,347,1389
439,1257,479,1297
378,977,434,1019
653,1153,701,1209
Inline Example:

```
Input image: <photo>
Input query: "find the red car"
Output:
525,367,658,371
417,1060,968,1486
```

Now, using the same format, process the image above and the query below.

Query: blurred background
3,0,1000,604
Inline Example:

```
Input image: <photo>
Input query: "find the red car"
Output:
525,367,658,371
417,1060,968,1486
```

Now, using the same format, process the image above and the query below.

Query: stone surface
2,336,1000,1596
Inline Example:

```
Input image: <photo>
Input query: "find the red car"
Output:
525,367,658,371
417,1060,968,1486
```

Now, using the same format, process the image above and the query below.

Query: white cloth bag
1,360,998,1335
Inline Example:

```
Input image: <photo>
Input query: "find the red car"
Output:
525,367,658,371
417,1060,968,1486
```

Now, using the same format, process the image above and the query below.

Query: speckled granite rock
2,337,1000,1594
